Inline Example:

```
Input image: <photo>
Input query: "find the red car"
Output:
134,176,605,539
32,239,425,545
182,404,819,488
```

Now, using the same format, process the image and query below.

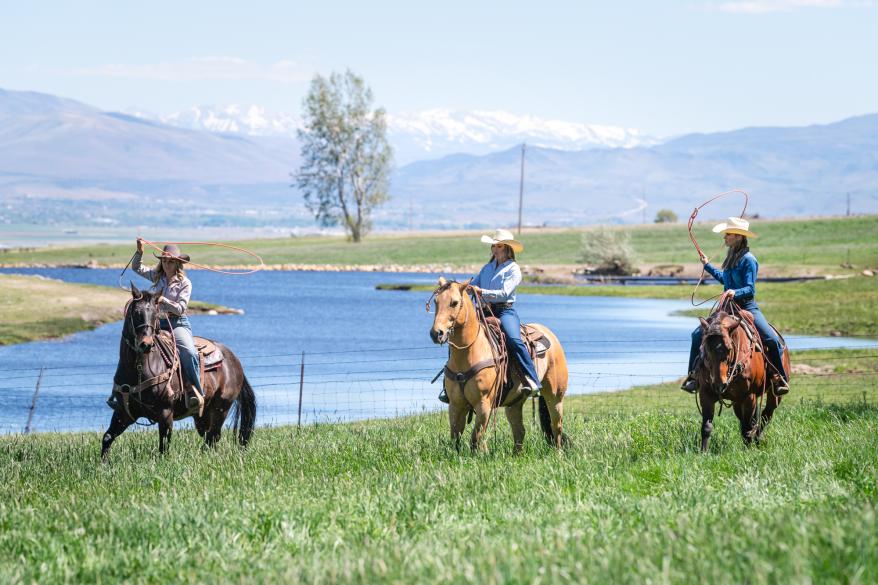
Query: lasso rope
688,189,750,307
118,238,265,291
139,238,265,275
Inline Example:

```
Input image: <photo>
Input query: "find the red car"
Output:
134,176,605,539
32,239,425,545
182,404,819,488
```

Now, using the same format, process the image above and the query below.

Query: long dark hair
722,236,749,270
489,244,516,263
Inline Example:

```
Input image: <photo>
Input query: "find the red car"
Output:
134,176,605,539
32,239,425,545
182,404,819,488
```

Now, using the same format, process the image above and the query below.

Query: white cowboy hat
712,217,757,238
480,228,524,253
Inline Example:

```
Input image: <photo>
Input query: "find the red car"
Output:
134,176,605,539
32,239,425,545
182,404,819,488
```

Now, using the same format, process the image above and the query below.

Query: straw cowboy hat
480,228,524,253
153,244,191,263
712,217,757,239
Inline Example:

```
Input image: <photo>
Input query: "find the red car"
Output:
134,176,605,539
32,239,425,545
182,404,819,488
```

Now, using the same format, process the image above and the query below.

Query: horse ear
438,276,447,287
724,315,741,330
130,282,140,298
699,317,709,331
460,277,473,288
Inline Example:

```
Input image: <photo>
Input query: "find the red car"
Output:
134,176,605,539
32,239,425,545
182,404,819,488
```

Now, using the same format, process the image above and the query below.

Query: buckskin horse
101,285,256,460
428,277,569,453
696,303,790,452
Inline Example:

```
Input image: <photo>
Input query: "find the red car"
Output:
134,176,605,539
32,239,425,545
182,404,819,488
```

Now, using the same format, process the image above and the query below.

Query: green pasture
385,274,878,337
2,348,876,584
3,216,876,272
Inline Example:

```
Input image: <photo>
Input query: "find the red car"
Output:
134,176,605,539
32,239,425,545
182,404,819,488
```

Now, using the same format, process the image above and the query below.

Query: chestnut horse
429,277,569,453
696,307,790,452
101,285,256,460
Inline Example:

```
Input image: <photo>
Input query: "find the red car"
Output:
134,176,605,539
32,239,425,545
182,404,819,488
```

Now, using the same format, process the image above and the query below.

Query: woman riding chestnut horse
682,217,790,396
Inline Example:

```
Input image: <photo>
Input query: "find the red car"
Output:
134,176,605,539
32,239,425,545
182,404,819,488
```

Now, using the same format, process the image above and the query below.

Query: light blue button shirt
472,259,522,304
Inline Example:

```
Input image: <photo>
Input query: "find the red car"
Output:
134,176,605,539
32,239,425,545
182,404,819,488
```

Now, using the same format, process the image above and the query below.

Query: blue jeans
688,306,787,381
492,305,541,384
160,316,203,393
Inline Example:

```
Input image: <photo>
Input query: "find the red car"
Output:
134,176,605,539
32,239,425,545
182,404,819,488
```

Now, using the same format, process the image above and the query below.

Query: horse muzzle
138,335,155,352
430,328,448,345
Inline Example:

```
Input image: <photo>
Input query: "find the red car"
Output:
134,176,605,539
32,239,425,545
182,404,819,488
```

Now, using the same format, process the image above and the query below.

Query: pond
1,268,873,434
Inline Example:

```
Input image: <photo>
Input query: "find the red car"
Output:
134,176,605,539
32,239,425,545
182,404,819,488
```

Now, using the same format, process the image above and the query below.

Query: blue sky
1,0,875,136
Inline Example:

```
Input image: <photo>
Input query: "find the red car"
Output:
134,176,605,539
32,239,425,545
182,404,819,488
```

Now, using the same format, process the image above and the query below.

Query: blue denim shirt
704,252,758,309
472,259,522,304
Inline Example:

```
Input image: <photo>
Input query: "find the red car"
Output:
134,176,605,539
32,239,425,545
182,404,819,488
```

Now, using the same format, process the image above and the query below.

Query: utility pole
517,143,526,235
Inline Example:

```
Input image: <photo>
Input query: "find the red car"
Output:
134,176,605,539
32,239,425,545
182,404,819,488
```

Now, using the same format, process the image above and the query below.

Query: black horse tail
538,396,554,444
232,375,257,447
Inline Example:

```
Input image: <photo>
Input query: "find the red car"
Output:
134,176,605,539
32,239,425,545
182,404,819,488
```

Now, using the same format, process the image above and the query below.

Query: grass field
0,274,231,345
1,348,876,583
2,216,876,273
385,275,878,337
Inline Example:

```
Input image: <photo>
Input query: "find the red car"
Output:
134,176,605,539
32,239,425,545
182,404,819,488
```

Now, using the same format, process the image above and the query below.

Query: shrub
579,227,638,275
654,209,678,223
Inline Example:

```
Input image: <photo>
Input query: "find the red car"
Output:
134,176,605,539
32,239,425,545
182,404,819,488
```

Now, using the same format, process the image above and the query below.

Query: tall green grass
2,349,876,583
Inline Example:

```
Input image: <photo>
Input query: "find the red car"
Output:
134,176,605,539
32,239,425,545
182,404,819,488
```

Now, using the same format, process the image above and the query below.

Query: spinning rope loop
118,237,265,290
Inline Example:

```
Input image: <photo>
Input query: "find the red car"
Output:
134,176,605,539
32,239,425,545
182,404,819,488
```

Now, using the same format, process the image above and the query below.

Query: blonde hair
152,259,186,286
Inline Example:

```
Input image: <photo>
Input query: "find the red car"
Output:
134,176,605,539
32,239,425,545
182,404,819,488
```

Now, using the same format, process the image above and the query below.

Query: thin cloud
717,0,872,13
68,57,310,83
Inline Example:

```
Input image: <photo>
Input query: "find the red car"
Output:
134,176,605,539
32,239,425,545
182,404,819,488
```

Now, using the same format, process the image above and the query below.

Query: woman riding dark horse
681,217,790,395
107,239,205,414
439,228,541,403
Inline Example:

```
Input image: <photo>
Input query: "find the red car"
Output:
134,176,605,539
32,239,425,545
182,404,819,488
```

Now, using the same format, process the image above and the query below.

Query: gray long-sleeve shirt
132,251,192,316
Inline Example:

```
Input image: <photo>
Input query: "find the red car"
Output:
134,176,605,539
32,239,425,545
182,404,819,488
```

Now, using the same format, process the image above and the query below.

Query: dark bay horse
429,278,569,453
696,308,790,452
101,285,256,460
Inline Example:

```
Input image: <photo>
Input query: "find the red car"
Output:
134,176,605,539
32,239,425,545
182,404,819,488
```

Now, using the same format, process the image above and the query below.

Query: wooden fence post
297,351,305,428
24,368,45,434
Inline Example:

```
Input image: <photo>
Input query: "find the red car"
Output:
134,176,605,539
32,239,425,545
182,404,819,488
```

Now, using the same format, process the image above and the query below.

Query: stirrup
438,388,449,404
186,387,205,417
522,377,541,398
772,375,790,396
106,394,119,410
681,375,698,394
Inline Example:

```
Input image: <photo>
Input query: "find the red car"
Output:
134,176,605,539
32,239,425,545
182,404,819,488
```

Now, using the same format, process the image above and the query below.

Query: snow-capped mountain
130,105,657,164
386,108,657,163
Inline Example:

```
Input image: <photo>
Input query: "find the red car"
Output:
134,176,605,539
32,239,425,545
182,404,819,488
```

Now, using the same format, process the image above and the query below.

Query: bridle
426,282,482,350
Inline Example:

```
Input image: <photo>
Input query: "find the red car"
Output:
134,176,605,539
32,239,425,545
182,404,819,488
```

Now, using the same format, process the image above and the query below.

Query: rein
688,189,750,307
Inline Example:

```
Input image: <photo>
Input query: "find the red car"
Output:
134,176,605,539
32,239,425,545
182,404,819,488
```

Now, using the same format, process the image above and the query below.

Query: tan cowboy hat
480,228,524,253
712,217,757,238
153,244,191,263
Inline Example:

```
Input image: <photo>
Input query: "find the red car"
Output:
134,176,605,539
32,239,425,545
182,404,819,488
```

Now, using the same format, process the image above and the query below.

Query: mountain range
1,88,876,232
127,105,655,165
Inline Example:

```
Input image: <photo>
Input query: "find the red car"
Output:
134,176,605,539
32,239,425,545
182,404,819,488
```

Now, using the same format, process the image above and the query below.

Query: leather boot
772,374,790,396
186,385,205,416
680,373,698,394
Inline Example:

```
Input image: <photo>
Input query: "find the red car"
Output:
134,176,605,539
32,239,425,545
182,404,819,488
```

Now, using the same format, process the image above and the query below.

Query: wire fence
2,339,877,435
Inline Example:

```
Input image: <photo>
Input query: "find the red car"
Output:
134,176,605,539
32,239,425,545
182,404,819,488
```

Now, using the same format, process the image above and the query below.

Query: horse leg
101,410,134,462
700,393,716,452
541,393,565,448
470,398,492,453
738,399,757,445
157,409,173,454
448,398,469,453
205,403,231,448
504,401,526,454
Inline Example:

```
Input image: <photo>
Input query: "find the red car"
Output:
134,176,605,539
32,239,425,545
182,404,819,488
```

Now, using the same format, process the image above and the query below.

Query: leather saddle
194,336,224,371
728,309,786,354
484,317,551,361
155,330,224,371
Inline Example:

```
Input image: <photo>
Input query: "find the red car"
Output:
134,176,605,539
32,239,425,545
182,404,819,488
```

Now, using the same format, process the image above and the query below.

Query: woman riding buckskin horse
107,239,205,413
439,228,541,403
681,217,790,395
